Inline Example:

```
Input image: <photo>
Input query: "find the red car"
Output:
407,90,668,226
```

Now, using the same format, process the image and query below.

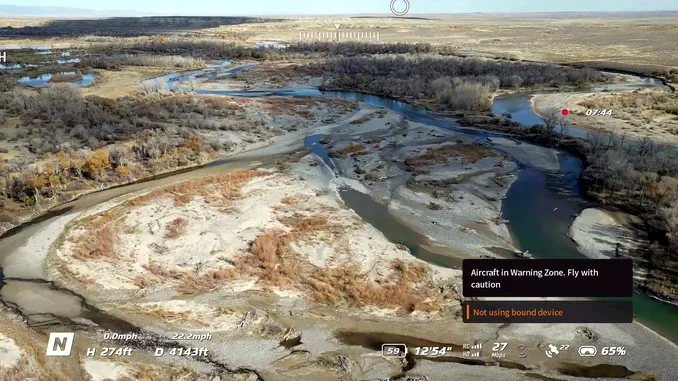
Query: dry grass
202,96,246,111
329,143,367,158
231,213,437,312
307,259,438,312
232,63,325,88
279,195,299,205
349,115,373,125
56,262,97,285
405,144,499,169
579,91,678,116
171,192,192,207
68,170,263,262
133,366,194,381
64,169,439,312
0,337,72,381
165,170,264,211
235,229,299,286
164,217,188,239
124,304,208,327
248,15,678,78
141,261,238,293
365,172,381,181
260,97,318,117
71,225,117,260
280,214,347,238
177,268,237,293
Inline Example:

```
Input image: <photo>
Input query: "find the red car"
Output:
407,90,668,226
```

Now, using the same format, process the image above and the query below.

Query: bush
80,54,205,68
428,202,443,210
165,217,188,239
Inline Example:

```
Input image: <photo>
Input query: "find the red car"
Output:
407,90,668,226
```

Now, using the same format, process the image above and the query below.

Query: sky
6,0,678,15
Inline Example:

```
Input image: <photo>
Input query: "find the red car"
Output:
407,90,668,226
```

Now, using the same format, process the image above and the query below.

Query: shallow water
17,72,97,88
0,63,22,70
492,73,667,140
503,155,678,344
304,134,334,170
338,188,464,269
55,58,80,64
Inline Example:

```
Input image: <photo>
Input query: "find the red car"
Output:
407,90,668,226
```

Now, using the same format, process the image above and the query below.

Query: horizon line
2,9,678,18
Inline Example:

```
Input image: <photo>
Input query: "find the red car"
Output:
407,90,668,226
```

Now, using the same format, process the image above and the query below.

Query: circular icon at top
390,0,410,16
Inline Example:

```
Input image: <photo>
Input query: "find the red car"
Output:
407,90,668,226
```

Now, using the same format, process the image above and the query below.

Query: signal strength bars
299,31,380,42
463,343,483,350
463,342,482,358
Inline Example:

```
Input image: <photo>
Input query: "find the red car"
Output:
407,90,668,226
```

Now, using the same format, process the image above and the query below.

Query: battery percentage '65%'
382,344,408,358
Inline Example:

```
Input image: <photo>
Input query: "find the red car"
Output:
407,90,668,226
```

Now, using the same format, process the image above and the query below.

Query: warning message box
462,301,633,323
463,259,633,297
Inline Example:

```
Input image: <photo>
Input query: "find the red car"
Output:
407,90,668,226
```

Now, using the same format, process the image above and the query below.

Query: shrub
165,217,188,239
365,172,381,181
428,202,443,210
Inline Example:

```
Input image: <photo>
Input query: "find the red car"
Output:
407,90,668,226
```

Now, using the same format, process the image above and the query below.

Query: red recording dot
561,109,569,116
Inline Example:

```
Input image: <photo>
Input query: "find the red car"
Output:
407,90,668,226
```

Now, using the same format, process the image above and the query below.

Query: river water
17,72,97,88
2,64,677,347
186,68,678,343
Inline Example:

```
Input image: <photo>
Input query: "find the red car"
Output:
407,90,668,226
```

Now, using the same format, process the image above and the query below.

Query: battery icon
382,343,408,358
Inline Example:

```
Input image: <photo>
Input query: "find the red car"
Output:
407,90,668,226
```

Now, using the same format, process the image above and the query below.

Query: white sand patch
330,176,370,194
489,137,561,171
569,208,648,259
227,279,259,293
272,288,304,299
291,240,334,267
360,305,400,318
0,333,23,369
83,359,131,381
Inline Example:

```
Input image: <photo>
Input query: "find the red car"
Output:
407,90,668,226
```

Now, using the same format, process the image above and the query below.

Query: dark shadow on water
339,188,463,269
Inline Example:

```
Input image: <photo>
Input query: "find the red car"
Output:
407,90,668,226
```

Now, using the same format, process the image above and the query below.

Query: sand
82,359,132,381
322,108,520,258
569,208,648,260
56,157,457,296
532,91,678,144
0,333,23,369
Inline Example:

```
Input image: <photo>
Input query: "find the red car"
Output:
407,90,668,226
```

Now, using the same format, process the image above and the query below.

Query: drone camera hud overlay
0,0,677,380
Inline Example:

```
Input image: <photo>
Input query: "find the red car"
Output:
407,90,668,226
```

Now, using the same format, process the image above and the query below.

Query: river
1,63,677,353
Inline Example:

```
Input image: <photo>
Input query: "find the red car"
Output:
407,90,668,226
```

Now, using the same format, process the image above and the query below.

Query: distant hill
0,4,149,17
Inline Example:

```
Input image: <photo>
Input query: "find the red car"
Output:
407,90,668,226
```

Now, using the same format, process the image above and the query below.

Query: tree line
319,54,607,111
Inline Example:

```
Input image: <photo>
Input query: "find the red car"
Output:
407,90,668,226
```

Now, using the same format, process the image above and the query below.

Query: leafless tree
556,118,569,138
540,108,562,144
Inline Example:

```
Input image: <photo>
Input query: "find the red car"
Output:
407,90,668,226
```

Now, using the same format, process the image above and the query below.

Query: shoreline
0,144,266,239
2,94,678,380
3,71,678,348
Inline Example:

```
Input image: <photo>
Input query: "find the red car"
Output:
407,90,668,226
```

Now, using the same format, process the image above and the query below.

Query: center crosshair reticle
390,0,410,16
